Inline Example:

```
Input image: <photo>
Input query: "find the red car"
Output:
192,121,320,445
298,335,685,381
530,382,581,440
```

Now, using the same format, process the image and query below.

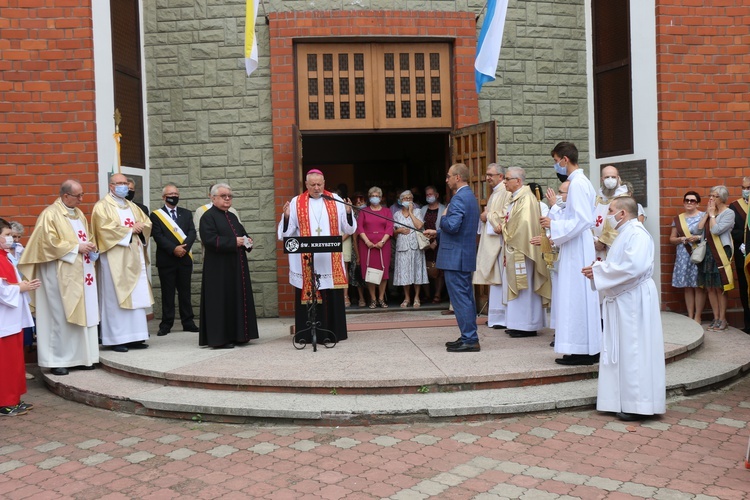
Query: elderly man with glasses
19,180,100,375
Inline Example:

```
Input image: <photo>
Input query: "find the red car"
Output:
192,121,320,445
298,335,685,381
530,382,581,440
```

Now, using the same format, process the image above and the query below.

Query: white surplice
592,219,666,416
549,169,601,355
36,217,99,368
547,203,564,329
0,265,34,340
277,194,357,290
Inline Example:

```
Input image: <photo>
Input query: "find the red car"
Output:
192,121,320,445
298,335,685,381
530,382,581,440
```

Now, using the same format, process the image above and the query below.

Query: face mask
603,178,618,190
401,201,411,208
356,204,367,210
165,196,180,206
2,236,13,249
555,196,566,208
126,190,136,201
369,197,380,205
426,196,436,204
114,185,129,198
743,189,750,201
606,212,620,229
554,162,567,176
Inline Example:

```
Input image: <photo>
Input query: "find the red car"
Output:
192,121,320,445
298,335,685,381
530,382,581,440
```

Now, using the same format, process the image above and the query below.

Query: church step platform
41,312,750,424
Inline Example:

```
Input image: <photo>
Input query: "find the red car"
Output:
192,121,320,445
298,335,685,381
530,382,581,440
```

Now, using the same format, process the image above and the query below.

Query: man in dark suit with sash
424,163,481,352
150,183,198,336
729,177,750,333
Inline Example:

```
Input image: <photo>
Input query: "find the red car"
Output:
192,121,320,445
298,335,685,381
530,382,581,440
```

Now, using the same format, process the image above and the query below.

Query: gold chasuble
18,199,95,327
502,186,551,304
296,191,347,303
92,195,154,309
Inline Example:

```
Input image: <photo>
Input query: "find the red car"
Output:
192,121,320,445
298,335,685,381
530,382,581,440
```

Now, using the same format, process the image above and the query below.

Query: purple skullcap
307,169,323,175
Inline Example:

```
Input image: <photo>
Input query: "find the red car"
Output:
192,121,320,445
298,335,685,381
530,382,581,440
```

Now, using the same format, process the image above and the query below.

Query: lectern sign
283,236,343,254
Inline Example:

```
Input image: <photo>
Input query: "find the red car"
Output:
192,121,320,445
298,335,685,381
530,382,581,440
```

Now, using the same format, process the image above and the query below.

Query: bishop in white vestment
584,197,666,421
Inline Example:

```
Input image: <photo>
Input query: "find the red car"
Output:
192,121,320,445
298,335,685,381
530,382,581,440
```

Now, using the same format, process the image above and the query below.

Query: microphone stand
320,194,426,233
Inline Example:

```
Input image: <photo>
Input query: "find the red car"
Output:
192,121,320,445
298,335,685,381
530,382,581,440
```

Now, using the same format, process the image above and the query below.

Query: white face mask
743,189,750,201
603,178,618,190
2,235,13,249
426,196,436,204
606,212,621,229
555,195,566,208
401,201,411,208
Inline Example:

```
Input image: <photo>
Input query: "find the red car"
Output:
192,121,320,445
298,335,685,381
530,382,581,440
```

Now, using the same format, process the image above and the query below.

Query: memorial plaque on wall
604,159,647,207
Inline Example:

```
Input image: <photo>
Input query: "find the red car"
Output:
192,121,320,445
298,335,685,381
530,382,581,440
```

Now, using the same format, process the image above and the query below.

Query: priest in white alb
473,163,510,329
91,173,153,353
18,181,100,375
278,169,356,343
540,142,601,365
583,196,666,422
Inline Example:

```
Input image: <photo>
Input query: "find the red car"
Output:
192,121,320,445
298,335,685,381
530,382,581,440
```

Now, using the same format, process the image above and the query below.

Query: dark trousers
444,270,478,344
158,264,195,330
733,247,750,329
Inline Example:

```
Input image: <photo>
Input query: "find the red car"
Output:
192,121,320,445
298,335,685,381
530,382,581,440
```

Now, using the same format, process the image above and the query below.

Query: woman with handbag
697,186,735,331
393,191,429,307
356,187,393,308
669,191,705,323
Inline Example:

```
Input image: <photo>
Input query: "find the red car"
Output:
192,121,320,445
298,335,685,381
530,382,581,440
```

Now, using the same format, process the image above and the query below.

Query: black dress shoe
549,339,555,347
554,354,599,366
112,345,128,353
507,329,537,338
76,365,96,370
491,324,507,330
183,325,200,333
444,337,463,348
157,329,170,337
616,412,651,422
50,367,69,376
212,343,235,350
127,342,149,349
440,309,455,315
446,343,480,352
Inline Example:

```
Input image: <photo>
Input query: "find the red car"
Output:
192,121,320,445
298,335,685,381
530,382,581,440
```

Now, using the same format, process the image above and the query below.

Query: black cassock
199,206,259,347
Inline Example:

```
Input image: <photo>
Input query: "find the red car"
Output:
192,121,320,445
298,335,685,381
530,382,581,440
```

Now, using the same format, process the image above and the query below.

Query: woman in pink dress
356,186,393,308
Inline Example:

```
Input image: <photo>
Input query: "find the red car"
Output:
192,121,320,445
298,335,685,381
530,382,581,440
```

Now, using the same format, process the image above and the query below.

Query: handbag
426,260,439,279
416,230,431,250
690,237,706,264
364,248,385,284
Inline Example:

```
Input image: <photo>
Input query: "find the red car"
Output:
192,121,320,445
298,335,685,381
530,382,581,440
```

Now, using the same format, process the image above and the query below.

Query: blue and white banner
475,0,510,94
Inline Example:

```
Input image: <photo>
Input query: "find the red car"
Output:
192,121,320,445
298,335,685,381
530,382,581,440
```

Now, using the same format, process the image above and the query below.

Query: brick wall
0,1,98,227
656,1,750,313
268,10,480,316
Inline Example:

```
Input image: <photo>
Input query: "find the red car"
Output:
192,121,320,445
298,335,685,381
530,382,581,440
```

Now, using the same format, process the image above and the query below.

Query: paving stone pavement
2,373,750,499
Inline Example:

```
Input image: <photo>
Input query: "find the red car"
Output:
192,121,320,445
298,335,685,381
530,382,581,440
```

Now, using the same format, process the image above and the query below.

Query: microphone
320,193,425,233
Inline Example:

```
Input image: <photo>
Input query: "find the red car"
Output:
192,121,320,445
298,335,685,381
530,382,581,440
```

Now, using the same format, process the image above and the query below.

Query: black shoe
446,343,481,352
50,367,69,376
440,309,454,315
183,325,200,333
212,343,235,350
444,337,463,348
127,342,149,349
550,340,555,347
615,412,651,422
508,330,537,338
491,324,507,330
555,354,598,366
76,365,95,370
157,328,170,336
112,345,128,353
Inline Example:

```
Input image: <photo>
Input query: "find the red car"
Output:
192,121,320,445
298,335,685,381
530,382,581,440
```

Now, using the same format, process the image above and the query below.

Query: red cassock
0,252,27,407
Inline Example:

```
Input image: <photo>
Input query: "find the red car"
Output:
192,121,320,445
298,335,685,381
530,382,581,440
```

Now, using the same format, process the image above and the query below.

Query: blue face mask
114,185,129,198
554,162,567,176
369,196,381,205
401,201,411,208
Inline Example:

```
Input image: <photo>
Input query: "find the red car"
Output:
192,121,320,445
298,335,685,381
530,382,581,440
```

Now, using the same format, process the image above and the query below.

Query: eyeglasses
486,173,501,177
110,182,129,186
504,177,520,181
215,194,233,200
66,193,84,199
684,199,698,203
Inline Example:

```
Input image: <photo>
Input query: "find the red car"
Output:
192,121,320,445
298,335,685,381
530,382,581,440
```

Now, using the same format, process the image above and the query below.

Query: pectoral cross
315,227,322,236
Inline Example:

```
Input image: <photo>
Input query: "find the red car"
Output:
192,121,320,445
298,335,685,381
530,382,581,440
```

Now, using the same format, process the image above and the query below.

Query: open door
450,121,496,314
450,121,496,209
292,124,304,194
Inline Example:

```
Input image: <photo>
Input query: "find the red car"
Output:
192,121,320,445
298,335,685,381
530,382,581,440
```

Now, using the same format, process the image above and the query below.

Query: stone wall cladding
0,1,99,225
145,1,588,317
656,1,750,312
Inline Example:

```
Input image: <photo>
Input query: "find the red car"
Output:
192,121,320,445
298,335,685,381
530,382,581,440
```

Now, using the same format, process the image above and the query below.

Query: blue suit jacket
436,185,479,272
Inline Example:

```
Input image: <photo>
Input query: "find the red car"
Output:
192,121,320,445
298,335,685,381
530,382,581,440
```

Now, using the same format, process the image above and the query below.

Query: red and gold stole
296,191,348,303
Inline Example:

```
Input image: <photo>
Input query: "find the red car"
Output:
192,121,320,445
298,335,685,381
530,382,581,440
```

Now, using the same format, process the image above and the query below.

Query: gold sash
153,209,193,261
706,223,734,292
674,214,695,255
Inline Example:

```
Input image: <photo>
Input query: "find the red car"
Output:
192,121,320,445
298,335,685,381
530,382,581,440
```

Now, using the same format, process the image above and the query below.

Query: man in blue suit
424,163,481,352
